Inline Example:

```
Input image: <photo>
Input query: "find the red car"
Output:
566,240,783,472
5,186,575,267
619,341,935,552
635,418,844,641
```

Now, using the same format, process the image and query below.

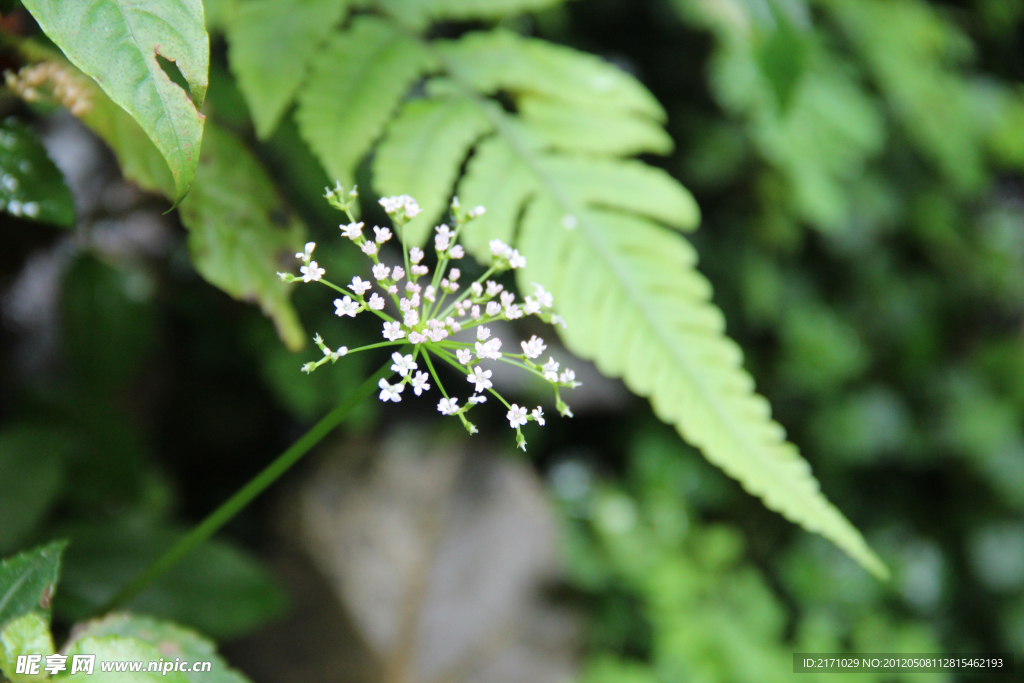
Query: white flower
368,293,385,310
361,241,378,256
388,285,399,295
349,276,372,296
412,264,429,276
383,321,405,341
411,371,430,396
507,404,528,428
341,222,363,240
523,297,542,315
531,407,545,425
560,369,576,385
378,378,405,403
331,346,348,360
471,305,481,319
424,285,436,303
438,397,459,415
521,336,546,359
489,239,512,257
475,337,502,360
301,261,325,282
542,357,560,382
445,317,462,332
508,249,526,269
469,205,486,218
486,301,502,317
425,327,448,342
410,247,424,264
469,394,487,404
296,241,316,261
403,196,422,217
403,308,420,327
471,282,483,297
408,331,427,344
477,326,491,341
334,296,360,317
434,224,453,252
532,283,554,308
485,281,503,297
379,195,421,218
374,226,392,243
449,268,461,281
456,348,474,364
504,303,523,320
392,266,405,281
449,245,465,259
467,365,493,393
391,352,417,377
500,291,515,307
372,263,391,281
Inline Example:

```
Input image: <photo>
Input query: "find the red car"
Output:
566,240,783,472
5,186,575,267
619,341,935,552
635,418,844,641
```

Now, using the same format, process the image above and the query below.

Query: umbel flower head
277,184,580,451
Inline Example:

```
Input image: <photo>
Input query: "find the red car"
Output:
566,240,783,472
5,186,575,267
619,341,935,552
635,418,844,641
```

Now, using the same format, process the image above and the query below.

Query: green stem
98,357,398,613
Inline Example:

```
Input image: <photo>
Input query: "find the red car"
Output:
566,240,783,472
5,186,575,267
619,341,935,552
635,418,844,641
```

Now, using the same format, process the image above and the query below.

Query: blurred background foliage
2,0,1024,680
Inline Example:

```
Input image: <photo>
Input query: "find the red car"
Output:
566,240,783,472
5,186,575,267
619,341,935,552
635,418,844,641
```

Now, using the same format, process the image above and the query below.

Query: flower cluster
277,185,579,451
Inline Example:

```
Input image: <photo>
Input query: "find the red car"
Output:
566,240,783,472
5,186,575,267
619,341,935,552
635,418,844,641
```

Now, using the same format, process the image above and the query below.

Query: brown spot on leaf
39,583,53,610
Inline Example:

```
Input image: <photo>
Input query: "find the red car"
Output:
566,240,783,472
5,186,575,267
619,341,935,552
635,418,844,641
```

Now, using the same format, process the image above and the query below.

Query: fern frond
379,0,565,26
227,0,350,139
373,95,493,246
296,15,435,188
519,96,674,156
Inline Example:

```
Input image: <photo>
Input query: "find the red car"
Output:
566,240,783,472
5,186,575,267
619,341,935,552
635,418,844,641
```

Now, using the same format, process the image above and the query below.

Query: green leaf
63,614,250,683
373,95,493,246
0,425,73,553
518,96,673,156
56,521,286,640
61,636,190,683
379,0,565,26
435,29,887,578
22,0,210,202
0,542,65,629
0,118,74,226
179,124,306,351
227,0,350,139
296,15,435,187
0,612,55,683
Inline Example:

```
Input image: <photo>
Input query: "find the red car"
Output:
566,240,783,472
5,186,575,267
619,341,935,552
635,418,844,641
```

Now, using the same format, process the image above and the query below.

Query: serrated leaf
179,124,306,351
0,542,65,629
0,425,73,553
373,95,493,246
227,0,350,138
379,0,564,26
64,614,251,683
437,30,664,120
296,15,435,188
0,118,74,226
0,612,55,683
519,96,673,156
22,0,209,202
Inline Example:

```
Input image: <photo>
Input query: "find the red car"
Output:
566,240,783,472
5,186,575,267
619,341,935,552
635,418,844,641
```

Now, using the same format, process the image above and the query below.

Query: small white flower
438,397,459,415
500,291,515,307
426,327,448,342
296,241,316,261
391,352,417,377
435,231,451,252
408,331,427,344
485,281,503,297
374,226,392,243
521,336,546,359
341,222,363,240
404,196,422,217
449,245,465,259
388,285,399,295
445,317,462,332
504,304,523,320
523,297,542,315
475,338,502,360
403,309,420,327
411,371,430,396
378,377,405,403
471,282,483,297
372,263,391,281
368,293,385,310
349,276,372,296
456,348,474,364
361,241,378,256
507,404,528,428
469,394,487,404
424,285,436,303
469,205,486,218
560,369,576,385
532,283,554,308
477,326,491,341
467,365,493,393
410,247,424,264
489,239,512,257
509,249,526,269
412,264,429,276
334,296,360,317
542,357,560,382
449,268,461,281
471,305,481,319
392,266,405,281
301,261,325,282
383,321,406,341
531,407,545,425
333,346,348,359
486,301,502,317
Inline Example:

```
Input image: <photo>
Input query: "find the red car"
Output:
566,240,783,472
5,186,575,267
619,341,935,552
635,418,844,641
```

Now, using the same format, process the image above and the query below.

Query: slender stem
98,357,399,613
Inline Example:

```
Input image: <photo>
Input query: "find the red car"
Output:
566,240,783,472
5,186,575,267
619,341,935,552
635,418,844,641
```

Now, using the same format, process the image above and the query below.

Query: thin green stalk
99,357,399,613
